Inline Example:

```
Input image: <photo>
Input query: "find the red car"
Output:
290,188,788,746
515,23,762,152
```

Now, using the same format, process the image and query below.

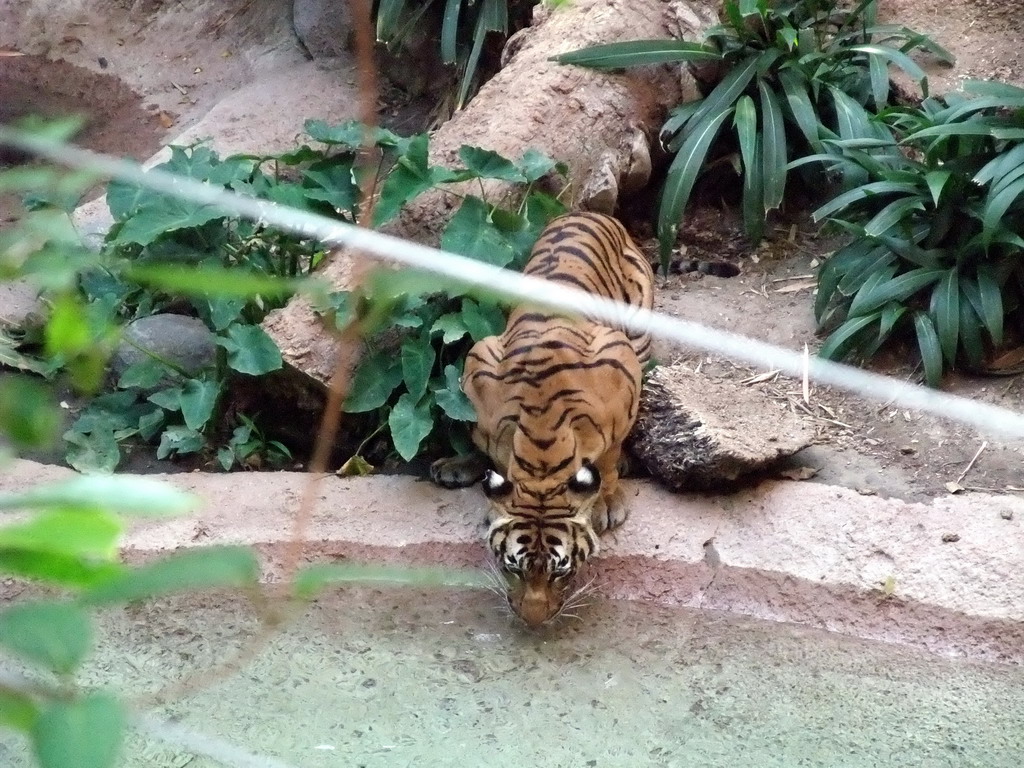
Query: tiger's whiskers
554,575,598,622
565,575,597,603
562,596,593,612
482,560,513,607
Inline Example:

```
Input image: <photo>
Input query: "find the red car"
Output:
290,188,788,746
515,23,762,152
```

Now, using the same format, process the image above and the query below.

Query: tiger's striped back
438,212,655,627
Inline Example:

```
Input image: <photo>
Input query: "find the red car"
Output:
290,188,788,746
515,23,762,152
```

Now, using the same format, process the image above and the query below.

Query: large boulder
292,0,351,59
262,0,719,389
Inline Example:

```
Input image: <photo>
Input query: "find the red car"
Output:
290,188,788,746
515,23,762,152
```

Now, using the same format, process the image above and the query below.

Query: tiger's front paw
429,453,490,489
591,488,628,534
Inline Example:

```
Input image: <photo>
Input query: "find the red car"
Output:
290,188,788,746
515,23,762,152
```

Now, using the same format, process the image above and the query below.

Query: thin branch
956,441,988,485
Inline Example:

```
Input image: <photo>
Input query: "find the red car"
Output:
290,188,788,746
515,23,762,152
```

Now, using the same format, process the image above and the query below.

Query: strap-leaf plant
803,80,1024,386
373,0,517,110
553,0,952,269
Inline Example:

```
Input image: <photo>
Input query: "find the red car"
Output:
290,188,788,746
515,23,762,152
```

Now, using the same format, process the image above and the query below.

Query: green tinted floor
2,587,1022,767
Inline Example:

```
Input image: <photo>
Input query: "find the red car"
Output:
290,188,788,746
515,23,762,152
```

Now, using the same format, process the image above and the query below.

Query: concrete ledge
2,459,1021,663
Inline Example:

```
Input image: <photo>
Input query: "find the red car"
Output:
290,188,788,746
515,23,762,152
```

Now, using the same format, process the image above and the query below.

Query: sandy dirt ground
879,0,1024,94
632,205,1024,503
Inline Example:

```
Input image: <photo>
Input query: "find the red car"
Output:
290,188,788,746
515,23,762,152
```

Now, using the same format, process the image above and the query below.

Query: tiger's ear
482,469,513,498
567,460,601,494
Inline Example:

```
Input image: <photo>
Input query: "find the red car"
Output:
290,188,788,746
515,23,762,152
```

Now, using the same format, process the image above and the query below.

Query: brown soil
879,0,1024,93
0,54,168,223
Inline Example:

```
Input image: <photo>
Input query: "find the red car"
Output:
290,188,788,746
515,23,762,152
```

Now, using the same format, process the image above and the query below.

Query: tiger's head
480,461,602,627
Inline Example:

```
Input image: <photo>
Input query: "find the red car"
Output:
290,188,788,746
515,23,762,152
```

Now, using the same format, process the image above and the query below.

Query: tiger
430,211,655,626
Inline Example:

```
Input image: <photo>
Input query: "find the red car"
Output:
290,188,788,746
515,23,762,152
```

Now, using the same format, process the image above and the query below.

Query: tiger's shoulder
522,212,655,310
510,212,653,368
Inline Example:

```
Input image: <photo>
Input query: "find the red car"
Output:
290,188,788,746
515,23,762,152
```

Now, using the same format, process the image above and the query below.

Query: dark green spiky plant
805,80,1024,386
373,0,523,110
553,0,952,268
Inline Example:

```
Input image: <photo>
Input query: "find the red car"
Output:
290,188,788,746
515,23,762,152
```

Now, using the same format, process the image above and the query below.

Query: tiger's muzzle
506,573,570,627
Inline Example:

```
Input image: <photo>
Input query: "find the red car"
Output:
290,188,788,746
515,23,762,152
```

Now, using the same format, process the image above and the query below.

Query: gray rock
293,0,352,59
629,364,813,491
112,314,216,388
0,279,45,331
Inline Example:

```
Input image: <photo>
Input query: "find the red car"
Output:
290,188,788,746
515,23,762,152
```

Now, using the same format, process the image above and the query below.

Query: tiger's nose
515,585,558,627
518,599,555,627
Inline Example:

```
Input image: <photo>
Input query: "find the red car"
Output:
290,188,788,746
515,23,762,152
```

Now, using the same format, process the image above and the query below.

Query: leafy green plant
8,120,566,471
0,133,495,767
323,141,568,466
0,375,262,768
58,313,288,473
56,132,350,472
807,80,1024,385
0,387,481,768
553,0,952,266
216,412,293,470
0,382,482,768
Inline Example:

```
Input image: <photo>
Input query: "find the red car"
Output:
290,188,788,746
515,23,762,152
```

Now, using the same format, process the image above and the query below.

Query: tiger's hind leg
429,453,490,489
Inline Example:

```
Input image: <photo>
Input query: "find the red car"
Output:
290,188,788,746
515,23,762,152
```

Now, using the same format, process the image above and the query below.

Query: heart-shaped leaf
31,693,124,768
0,601,91,674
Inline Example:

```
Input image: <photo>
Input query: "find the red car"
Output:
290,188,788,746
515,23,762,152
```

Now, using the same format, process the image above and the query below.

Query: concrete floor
2,458,1022,665
3,460,1021,766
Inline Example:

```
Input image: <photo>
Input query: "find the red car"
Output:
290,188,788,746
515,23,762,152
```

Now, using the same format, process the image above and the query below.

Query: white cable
4,129,1024,437
132,713,303,768
0,668,303,768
